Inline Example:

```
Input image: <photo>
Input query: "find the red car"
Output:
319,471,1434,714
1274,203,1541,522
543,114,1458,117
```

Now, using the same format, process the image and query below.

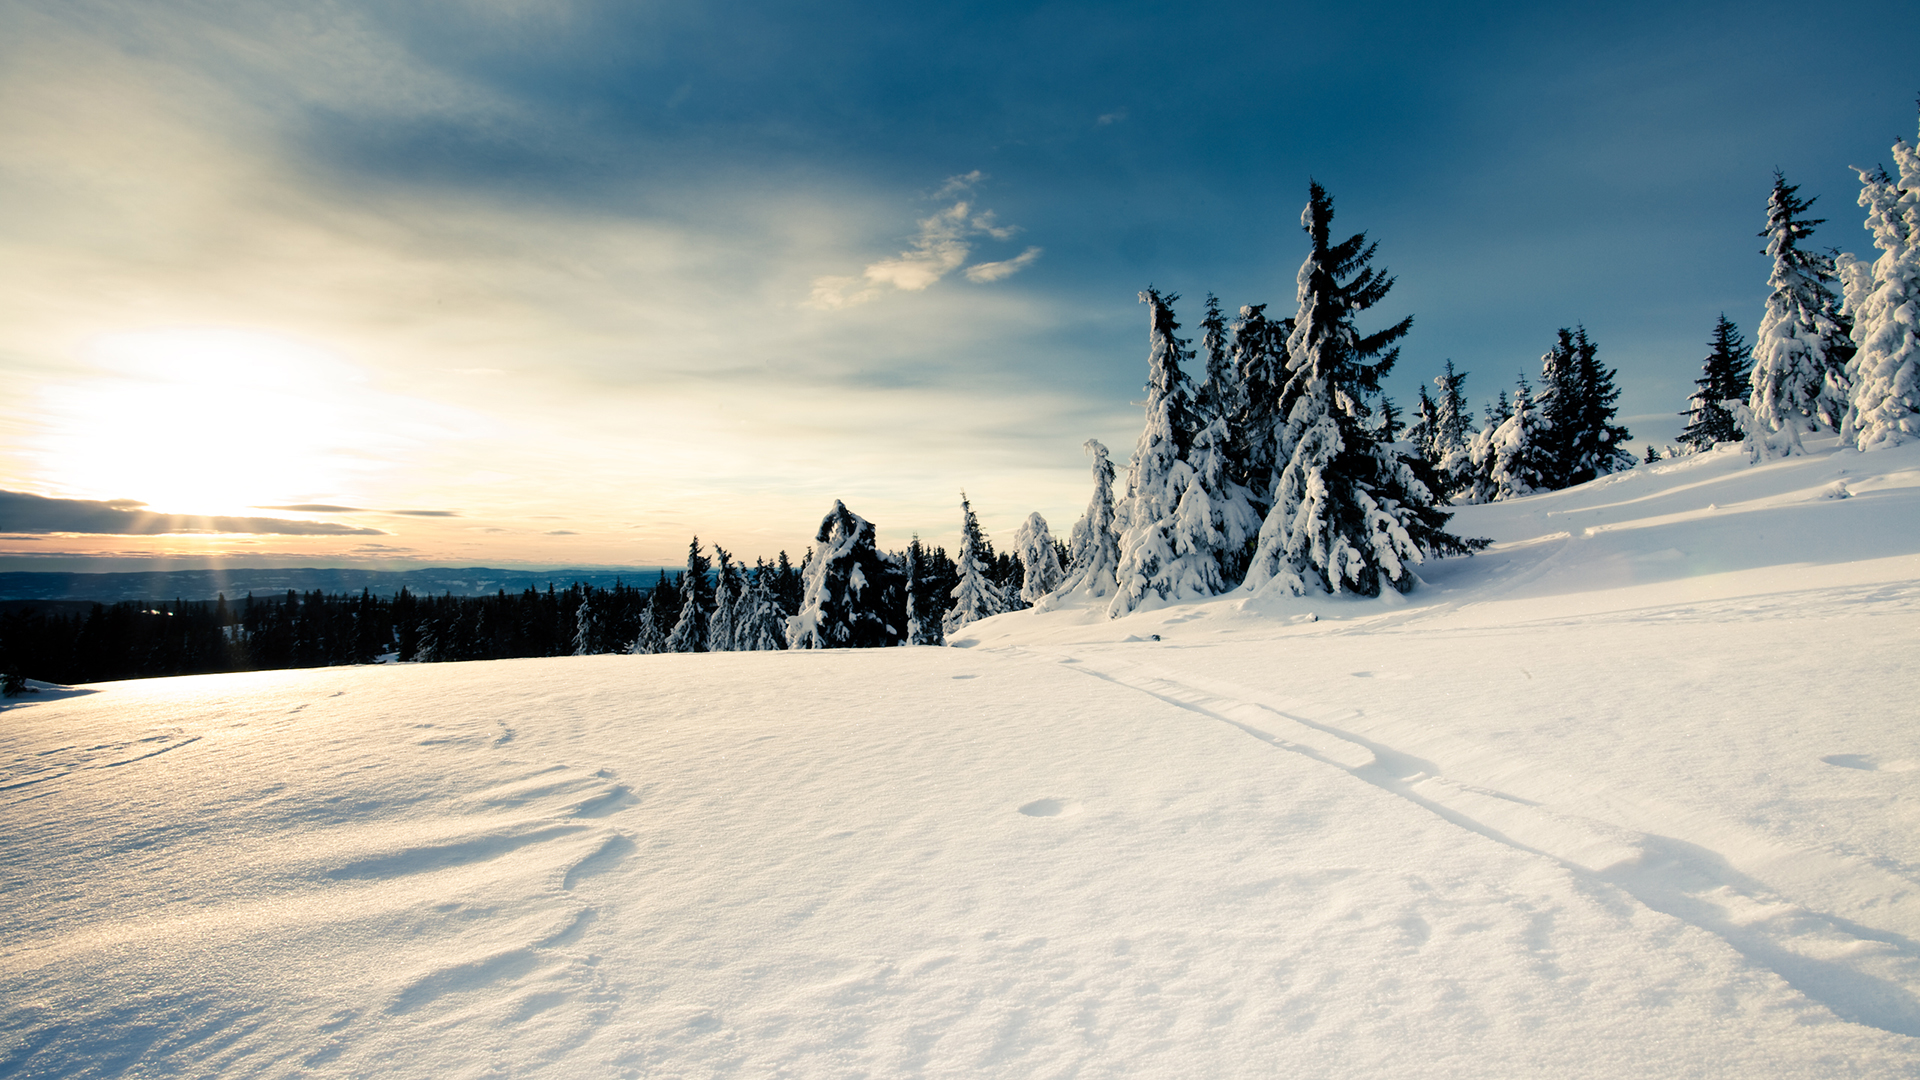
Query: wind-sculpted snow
3,438,1920,1077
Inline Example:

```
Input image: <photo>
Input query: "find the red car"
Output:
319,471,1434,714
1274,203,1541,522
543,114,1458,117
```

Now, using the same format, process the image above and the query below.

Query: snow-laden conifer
1537,327,1633,488
1059,440,1121,599
1749,172,1852,454
1838,133,1920,450
1194,294,1244,432
1459,391,1512,505
787,501,906,649
629,595,666,654
1109,289,1238,615
1681,315,1753,450
1230,303,1291,508
735,561,788,651
944,493,1006,635
1488,383,1550,500
1427,360,1475,498
572,592,596,656
707,548,739,652
665,539,711,653
1012,512,1064,605
1244,183,1480,597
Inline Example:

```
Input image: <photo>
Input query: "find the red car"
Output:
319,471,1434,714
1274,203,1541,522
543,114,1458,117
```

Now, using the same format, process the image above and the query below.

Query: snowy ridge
4,440,1920,1077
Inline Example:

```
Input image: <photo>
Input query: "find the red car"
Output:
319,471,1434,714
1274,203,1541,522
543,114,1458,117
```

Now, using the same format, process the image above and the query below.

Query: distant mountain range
0,567,674,604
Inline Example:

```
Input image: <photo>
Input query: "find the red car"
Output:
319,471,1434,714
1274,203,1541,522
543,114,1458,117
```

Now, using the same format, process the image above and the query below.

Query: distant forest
0,537,1039,688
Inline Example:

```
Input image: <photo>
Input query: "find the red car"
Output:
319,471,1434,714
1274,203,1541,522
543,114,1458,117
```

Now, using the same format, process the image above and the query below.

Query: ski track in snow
1029,647,1920,1038
4,438,1920,1077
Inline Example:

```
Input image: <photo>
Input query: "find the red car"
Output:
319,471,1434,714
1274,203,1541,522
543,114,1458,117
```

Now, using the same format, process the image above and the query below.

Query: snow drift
3,438,1919,1078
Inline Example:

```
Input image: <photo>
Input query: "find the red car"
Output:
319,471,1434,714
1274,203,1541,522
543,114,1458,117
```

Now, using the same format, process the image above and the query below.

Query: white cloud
806,180,1039,309
964,246,1043,283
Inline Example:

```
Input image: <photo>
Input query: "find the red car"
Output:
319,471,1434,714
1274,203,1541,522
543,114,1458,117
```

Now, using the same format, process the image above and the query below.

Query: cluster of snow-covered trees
1679,111,1920,458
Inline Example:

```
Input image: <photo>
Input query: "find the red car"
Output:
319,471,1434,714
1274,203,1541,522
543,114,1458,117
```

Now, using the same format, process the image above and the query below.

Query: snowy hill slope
4,440,1919,1078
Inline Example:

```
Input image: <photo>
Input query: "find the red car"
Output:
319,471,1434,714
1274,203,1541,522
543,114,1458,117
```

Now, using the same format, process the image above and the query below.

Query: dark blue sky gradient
261,0,1920,439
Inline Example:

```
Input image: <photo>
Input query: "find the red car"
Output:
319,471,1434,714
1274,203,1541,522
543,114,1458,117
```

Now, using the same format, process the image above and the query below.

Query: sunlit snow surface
5,439,1920,1077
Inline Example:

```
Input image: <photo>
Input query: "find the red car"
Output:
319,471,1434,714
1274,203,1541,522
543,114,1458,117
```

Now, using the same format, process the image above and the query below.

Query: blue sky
2,0,1916,570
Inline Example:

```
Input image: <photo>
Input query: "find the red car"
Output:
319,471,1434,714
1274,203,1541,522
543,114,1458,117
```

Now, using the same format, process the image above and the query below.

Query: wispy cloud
806,174,1042,309
965,246,1044,283
1096,108,1128,126
256,505,463,517
1,491,386,536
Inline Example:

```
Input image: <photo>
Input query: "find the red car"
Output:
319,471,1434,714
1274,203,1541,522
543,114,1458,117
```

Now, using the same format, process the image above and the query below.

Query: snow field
3,437,1920,1077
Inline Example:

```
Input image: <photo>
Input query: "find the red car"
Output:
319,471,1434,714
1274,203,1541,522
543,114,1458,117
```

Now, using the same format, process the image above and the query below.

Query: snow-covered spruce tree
1059,439,1121,598
1012,512,1064,605
1680,315,1753,450
1194,294,1245,435
1229,303,1292,508
629,594,666,654
787,501,906,649
1428,360,1475,498
1488,382,1551,500
665,538,712,653
1109,289,1254,614
572,592,596,656
1750,171,1853,455
1838,134,1920,449
1459,390,1511,504
1537,326,1632,487
734,560,788,651
1245,183,1482,596
707,547,739,651
944,493,1006,636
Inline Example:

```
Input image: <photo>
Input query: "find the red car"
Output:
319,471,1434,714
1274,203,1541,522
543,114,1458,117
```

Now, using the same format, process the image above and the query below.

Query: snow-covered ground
4,439,1919,1078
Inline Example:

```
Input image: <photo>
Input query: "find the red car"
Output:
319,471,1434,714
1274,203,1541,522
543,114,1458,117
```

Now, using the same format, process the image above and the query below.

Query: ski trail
1021,647,1920,1038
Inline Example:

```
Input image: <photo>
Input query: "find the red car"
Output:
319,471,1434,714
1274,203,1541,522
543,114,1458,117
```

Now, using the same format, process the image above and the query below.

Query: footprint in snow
1018,798,1081,817
1822,754,1877,770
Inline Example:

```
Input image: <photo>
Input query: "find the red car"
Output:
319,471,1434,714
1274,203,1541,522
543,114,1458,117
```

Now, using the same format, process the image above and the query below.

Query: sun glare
33,329,385,515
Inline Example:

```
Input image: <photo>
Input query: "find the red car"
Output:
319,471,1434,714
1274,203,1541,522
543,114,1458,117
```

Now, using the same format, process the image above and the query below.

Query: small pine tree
1681,315,1754,450
630,596,666,654
1060,439,1121,598
665,538,711,653
1489,382,1550,500
1838,128,1920,449
572,591,596,656
1012,512,1064,605
735,560,788,651
944,493,1006,635
787,501,906,649
1245,182,1481,597
1643,444,1661,463
707,547,739,651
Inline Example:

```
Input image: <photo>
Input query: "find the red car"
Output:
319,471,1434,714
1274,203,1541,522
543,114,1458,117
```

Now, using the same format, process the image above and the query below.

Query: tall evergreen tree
629,593,667,654
1460,391,1513,504
787,501,906,649
1111,289,1242,615
1681,315,1754,450
1838,130,1920,450
1060,439,1121,598
1750,171,1853,454
1194,293,1243,429
904,537,944,645
1245,183,1481,597
1428,360,1475,498
1229,303,1293,507
665,538,711,653
944,492,1006,635
572,591,597,656
1537,327,1632,487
